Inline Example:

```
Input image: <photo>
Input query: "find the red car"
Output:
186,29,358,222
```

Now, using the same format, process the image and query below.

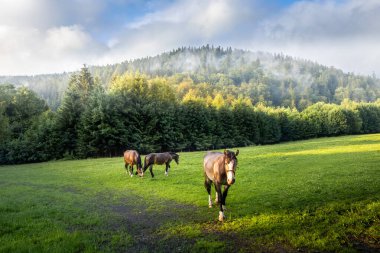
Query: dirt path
93,192,204,252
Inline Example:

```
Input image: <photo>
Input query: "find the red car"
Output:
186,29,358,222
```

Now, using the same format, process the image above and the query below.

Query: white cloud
45,26,93,54
0,0,105,29
0,0,107,75
261,0,380,41
252,0,380,75
0,25,104,75
104,0,257,64
0,0,379,76
128,0,238,36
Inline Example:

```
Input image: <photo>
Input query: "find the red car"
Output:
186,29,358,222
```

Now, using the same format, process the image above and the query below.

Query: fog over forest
1,46,379,110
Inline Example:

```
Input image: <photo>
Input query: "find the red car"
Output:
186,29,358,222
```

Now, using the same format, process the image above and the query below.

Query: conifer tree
55,65,96,157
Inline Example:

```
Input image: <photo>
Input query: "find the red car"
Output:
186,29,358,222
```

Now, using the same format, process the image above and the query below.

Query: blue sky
0,0,379,76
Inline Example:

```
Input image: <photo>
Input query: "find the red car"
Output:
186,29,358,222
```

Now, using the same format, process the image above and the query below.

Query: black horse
143,152,179,177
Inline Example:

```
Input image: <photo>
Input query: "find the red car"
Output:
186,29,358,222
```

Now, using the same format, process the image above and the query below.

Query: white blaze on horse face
227,160,235,184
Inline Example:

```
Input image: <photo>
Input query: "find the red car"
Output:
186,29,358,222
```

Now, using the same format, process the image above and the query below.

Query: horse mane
137,153,142,168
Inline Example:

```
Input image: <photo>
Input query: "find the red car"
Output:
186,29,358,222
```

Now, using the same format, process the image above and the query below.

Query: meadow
0,134,379,252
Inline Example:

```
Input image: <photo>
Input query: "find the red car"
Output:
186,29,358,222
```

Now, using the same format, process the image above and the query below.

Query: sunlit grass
0,134,379,252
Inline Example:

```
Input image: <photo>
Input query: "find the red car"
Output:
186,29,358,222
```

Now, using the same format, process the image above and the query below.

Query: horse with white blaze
203,149,239,221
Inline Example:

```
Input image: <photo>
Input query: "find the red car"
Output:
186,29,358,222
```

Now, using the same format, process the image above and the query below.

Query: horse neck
136,155,142,167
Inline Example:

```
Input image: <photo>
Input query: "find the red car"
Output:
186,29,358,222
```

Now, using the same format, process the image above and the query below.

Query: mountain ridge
1,46,379,109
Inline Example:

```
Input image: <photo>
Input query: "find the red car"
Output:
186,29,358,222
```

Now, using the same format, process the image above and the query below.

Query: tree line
1,66,380,164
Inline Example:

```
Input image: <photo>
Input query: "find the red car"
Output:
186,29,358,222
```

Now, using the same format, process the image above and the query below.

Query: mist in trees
1,46,379,110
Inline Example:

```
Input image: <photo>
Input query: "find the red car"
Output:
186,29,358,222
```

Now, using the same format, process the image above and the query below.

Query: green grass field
1,134,379,252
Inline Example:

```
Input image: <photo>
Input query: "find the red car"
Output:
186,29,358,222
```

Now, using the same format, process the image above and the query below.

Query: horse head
136,156,144,177
224,149,239,185
170,152,179,164
136,164,144,177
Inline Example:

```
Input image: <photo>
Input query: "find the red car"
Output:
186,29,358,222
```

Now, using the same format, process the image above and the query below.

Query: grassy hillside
1,134,379,252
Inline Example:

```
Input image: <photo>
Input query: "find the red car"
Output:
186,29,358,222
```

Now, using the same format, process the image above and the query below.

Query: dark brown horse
143,152,179,178
123,150,143,177
203,149,239,221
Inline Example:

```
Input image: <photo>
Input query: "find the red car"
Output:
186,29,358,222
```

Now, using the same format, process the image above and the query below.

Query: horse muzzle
227,177,235,185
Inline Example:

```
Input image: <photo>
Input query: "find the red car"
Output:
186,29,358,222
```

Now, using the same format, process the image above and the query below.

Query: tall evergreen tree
55,65,96,157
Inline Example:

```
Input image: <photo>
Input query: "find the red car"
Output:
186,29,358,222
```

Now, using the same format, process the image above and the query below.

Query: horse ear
224,149,227,155
235,149,239,156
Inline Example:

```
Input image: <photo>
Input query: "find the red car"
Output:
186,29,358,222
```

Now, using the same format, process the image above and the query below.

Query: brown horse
203,149,239,221
123,150,143,177
143,152,179,178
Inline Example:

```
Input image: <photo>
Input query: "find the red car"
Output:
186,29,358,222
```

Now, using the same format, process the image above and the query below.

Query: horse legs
221,185,230,211
124,164,133,177
142,158,149,173
124,163,129,175
214,185,221,204
129,164,134,177
149,165,154,178
204,178,212,208
215,184,225,221
165,162,170,176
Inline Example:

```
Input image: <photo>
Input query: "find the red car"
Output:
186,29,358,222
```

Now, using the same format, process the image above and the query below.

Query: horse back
124,150,139,165
203,152,225,182
146,152,171,165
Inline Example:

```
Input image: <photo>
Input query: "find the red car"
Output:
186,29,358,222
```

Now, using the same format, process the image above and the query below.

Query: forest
1,60,380,164
1,46,379,110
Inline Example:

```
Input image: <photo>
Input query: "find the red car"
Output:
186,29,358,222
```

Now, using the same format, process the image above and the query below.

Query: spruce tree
55,65,96,157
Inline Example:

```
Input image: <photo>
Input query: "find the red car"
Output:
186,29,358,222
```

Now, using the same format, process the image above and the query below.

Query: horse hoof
130,174,133,177
218,211,225,222
208,204,212,208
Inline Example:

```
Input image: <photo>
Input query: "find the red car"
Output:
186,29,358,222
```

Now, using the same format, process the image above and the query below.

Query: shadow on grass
86,191,211,252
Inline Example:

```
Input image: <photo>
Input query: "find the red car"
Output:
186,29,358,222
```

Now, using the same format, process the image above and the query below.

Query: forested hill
1,46,380,109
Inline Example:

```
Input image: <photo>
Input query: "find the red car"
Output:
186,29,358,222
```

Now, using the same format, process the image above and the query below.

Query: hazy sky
0,0,379,76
